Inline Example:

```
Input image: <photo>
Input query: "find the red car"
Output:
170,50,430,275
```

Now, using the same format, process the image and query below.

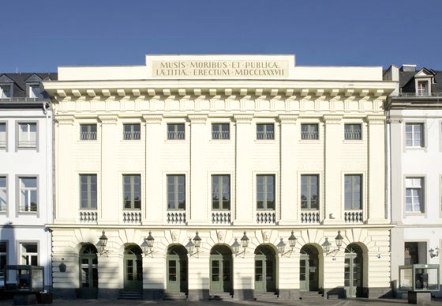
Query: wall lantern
186,232,202,256
232,232,249,257
277,231,297,256
141,231,155,256
429,247,440,258
322,231,344,257
98,231,109,255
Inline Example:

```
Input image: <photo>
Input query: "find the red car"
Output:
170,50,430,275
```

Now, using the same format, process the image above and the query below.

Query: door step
163,292,187,300
300,291,324,300
254,292,278,301
118,290,143,300
209,292,233,300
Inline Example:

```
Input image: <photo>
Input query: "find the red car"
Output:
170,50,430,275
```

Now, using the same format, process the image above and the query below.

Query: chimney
401,64,417,72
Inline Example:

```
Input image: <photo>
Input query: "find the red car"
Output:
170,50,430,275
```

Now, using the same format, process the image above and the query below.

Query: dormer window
28,84,43,98
416,80,429,96
0,84,12,98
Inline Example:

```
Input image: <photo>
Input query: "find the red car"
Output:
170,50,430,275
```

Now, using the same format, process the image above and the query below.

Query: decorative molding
98,115,118,124
233,114,253,123
188,114,208,123
366,115,385,125
323,114,343,124
55,115,75,125
278,114,298,123
143,114,163,124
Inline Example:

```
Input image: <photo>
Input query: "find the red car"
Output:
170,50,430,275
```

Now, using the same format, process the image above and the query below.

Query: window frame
0,84,12,98
167,175,186,210
167,123,185,140
211,175,231,210
27,83,43,99
405,177,425,214
0,122,7,150
256,174,275,210
256,123,275,140
405,123,424,148
301,174,319,210
344,124,362,140
123,174,141,210
0,175,7,213
17,176,38,214
416,80,430,96
16,121,38,150
344,174,362,210
123,123,141,140
211,123,230,140
301,123,319,140
19,242,39,266
80,123,97,141
80,174,97,210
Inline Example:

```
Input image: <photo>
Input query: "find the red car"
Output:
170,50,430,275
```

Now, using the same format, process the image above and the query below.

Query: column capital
278,114,298,124
323,114,343,124
233,114,253,124
98,115,118,124
188,114,208,124
143,114,163,124
366,115,385,125
55,115,75,125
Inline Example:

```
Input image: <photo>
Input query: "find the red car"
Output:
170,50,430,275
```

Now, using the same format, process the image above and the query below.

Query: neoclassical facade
43,55,396,300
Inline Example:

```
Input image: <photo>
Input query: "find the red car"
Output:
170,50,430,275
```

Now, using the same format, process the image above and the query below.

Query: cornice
98,115,119,124
322,114,343,124
278,114,299,123
233,114,254,123
143,114,163,124
188,114,208,123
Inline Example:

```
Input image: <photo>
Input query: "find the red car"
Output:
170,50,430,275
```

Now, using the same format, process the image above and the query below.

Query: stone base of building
232,289,254,300
408,291,432,305
97,288,119,299
143,289,165,300
53,288,77,299
368,287,393,298
187,289,209,301
278,289,300,300
323,287,346,299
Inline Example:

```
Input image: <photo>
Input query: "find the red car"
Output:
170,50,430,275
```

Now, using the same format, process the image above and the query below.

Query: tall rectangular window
80,124,97,140
416,81,429,96
167,123,185,140
0,123,6,148
0,84,12,98
345,175,362,210
301,123,319,140
301,175,319,210
212,123,230,140
20,243,38,266
257,175,275,210
405,177,424,213
167,175,185,210
256,124,274,140
0,242,6,280
123,123,141,140
405,123,424,147
80,174,97,209
212,175,230,210
344,124,362,140
123,175,141,209
18,123,37,148
19,177,37,212
0,177,6,212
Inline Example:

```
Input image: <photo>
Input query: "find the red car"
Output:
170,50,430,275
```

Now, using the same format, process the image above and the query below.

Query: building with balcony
0,73,56,290
385,65,442,298
43,55,395,300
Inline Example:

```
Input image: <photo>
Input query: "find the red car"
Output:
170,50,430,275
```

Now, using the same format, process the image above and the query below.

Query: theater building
43,55,396,300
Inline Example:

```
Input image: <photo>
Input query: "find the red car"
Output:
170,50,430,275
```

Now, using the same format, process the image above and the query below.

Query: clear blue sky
1,0,442,72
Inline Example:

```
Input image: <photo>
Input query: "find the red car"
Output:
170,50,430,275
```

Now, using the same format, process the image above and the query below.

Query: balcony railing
256,131,274,140
0,140,6,148
398,92,442,97
18,140,37,148
301,131,319,140
212,131,230,140
80,132,97,140
301,210,320,224
344,131,362,140
344,210,363,223
256,210,276,224
167,211,186,224
123,131,141,140
167,131,185,140
123,211,142,223
79,211,97,223
212,211,231,224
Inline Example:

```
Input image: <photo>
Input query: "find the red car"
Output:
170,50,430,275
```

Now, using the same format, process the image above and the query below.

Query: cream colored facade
44,55,396,300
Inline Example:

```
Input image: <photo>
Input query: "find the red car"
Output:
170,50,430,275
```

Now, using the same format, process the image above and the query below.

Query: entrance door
79,244,98,298
299,245,319,292
345,244,363,297
210,245,232,294
254,245,276,293
124,245,142,290
167,245,188,293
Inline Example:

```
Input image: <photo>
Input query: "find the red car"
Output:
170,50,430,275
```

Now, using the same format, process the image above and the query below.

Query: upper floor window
167,123,185,140
345,175,362,210
80,174,97,209
167,175,185,210
301,123,319,140
256,123,274,140
416,80,429,96
212,175,230,210
123,174,141,209
344,124,362,140
20,243,38,266
0,84,12,98
19,177,37,213
28,84,43,98
257,175,275,210
18,122,37,148
405,177,424,213
0,123,6,148
212,123,230,140
80,124,97,141
0,242,6,279
405,123,424,148
301,175,319,210
123,123,141,140
0,177,6,212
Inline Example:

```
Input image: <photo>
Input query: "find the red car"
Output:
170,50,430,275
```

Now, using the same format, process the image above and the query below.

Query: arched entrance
300,245,319,292
79,244,98,298
123,245,143,290
167,245,188,294
210,245,233,294
344,243,363,297
254,245,276,293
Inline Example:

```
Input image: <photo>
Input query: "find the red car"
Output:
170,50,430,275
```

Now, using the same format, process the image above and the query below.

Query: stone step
209,292,233,300
163,292,187,300
254,292,278,300
118,290,143,300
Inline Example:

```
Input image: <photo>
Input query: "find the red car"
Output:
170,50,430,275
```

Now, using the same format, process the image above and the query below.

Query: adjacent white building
385,65,442,298
0,73,55,290
43,55,396,300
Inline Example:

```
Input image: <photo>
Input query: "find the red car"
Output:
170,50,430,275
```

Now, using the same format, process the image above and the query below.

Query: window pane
345,175,361,210
80,175,97,209
345,124,362,140
168,175,185,210
0,177,6,211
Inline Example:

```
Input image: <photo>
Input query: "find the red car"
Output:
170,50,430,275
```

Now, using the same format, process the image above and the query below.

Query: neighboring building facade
43,55,396,300
0,73,55,290
386,65,442,298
